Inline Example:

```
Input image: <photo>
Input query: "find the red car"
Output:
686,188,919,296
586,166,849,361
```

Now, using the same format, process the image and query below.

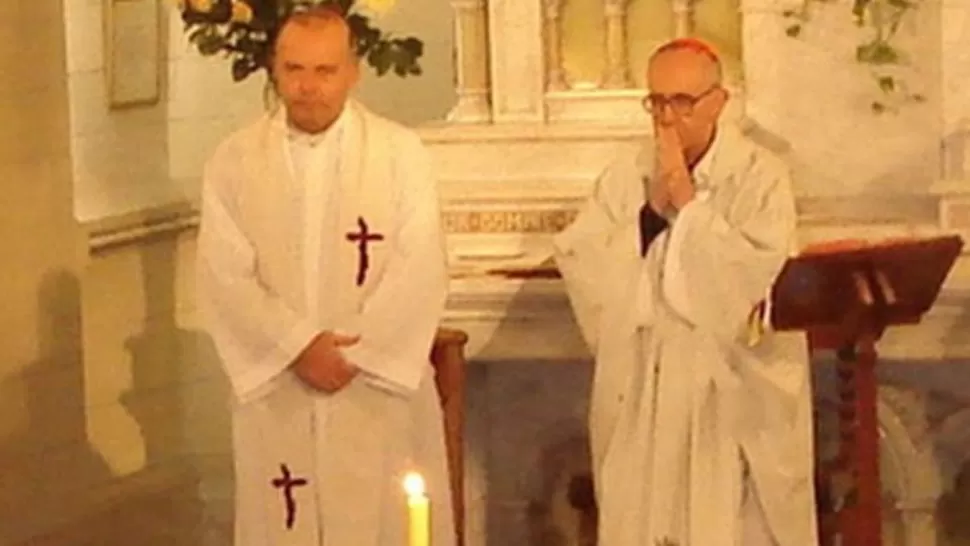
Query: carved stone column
671,0,693,38
487,0,545,122
447,0,492,123
602,0,631,88
941,0,970,179
543,0,568,91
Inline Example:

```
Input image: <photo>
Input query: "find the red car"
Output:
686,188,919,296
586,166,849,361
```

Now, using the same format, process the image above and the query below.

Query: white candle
403,472,430,546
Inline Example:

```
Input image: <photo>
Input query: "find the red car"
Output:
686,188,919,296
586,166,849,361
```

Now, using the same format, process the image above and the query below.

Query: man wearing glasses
555,39,818,546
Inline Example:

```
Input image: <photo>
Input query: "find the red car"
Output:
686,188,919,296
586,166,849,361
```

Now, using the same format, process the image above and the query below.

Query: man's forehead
279,18,349,42
276,21,352,60
647,50,716,92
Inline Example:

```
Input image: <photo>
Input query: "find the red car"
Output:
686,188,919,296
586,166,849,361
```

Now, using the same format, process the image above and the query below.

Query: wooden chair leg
430,327,469,546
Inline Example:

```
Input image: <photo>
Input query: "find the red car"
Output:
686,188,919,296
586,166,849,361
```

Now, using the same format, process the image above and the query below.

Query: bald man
196,6,455,546
555,39,819,545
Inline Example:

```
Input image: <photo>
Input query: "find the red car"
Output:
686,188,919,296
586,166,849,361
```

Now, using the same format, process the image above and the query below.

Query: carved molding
877,385,944,546
85,202,199,254
442,208,579,234
815,384,944,546
544,86,746,123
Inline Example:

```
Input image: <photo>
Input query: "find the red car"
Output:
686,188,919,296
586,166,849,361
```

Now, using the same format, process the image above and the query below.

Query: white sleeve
554,156,644,350
195,151,317,403
661,159,796,343
339,135,448,396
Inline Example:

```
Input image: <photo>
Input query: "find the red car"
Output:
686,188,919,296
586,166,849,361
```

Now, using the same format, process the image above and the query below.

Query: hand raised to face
653,122,695,210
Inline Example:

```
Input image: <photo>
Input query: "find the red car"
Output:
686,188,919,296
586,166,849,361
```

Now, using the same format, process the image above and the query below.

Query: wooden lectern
488,233,965,545
767,234,964,546
430,327,470,546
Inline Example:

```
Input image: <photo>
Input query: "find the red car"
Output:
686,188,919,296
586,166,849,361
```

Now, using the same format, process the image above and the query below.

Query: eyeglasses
642,85,719,117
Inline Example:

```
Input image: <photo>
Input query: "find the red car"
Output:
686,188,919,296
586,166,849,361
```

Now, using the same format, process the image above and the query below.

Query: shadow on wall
0,270,113,544
116,233,229,545
0,237,234,545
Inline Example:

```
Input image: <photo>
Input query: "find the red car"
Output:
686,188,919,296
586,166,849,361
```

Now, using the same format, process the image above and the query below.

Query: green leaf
785,24,802,37
856,41,899,64
851,0,870,20
400,37,423,56
197,34,228,56
232,58,253,81
877,76,895,92
188,26,209,43
367,42,392,76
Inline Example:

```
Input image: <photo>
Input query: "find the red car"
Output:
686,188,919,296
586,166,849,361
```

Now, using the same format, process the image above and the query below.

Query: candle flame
403,472,425,497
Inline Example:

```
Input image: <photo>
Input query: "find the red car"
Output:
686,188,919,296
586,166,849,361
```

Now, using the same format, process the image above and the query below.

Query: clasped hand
292,331,360,393
648,122,695,213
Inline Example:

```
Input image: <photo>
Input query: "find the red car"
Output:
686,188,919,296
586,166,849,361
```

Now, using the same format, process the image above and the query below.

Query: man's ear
349,55,362,86
710,86,729,117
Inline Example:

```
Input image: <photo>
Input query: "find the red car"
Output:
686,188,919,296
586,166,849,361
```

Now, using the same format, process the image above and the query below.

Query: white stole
233,101,401,546
238,100,396,330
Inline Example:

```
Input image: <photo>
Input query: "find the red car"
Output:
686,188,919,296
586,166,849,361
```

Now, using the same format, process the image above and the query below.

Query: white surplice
554,125,818,546
196,99,455,546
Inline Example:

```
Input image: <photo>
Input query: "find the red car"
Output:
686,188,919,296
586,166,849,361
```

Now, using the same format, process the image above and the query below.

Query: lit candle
403,472,430,546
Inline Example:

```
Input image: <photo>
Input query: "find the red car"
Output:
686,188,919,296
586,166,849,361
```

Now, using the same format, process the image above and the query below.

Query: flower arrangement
782,0,924,113
177,0,424,82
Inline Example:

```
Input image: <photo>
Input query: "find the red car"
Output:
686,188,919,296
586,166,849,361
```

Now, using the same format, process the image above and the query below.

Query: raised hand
646,170,671,215
292,331,361,392
653,123,694,209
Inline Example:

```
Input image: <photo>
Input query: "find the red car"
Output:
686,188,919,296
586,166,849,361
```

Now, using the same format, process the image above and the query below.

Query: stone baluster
543,0,568,91
447,0,492,123
602,0,631,88
671,0,693,37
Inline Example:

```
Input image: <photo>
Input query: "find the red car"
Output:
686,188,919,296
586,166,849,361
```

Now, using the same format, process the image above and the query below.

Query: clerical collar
286,105,348,148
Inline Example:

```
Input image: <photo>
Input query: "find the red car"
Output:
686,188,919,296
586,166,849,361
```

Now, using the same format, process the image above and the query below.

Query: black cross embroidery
345,216,384,286
271,463,308,530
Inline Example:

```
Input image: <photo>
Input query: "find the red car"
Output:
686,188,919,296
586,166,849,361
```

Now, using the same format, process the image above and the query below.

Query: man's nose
654,102,677,125
297,76,319,97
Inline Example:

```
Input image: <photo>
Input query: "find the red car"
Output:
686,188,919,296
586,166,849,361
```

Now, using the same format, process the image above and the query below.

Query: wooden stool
430,327,469,546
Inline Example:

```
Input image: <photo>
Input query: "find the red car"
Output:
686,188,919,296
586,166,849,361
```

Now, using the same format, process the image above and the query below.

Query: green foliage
781,0,924,113
179,0,424,83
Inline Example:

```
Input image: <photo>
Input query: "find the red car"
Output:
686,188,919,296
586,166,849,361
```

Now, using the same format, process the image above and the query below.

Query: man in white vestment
195,7,455,546
554,38,818,546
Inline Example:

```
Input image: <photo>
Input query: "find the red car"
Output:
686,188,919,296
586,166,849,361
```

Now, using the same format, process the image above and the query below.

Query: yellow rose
188,0,213,11
231,0,254,23
356,0,397,15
